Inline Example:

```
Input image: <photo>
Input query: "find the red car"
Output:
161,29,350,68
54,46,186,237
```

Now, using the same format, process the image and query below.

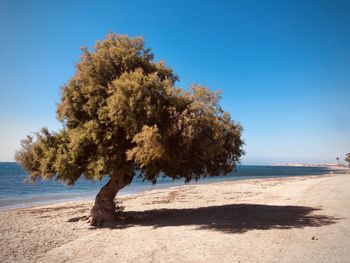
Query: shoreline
0,172,337,212
1,164,347,212
1,172,350,262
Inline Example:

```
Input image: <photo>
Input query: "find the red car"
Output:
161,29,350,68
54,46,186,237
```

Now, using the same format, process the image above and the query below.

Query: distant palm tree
336,157,340,166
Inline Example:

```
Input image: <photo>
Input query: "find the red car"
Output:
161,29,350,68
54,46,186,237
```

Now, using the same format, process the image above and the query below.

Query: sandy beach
1,173,349,263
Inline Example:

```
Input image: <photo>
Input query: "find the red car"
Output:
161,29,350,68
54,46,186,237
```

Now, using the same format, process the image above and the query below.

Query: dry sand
1,173,350,263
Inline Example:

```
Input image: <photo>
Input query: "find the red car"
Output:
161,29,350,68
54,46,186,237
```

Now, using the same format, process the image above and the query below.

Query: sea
0,162,344,210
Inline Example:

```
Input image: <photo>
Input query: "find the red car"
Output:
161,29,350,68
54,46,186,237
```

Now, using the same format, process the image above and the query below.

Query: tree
15,33,244,226
336,157,340,166
345,153,350,167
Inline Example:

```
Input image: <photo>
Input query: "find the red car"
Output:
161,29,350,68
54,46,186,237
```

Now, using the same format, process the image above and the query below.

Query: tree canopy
345,153,350,167
16,33,244,186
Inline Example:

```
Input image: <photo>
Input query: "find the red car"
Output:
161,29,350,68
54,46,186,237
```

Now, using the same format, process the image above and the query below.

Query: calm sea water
0,162,342,210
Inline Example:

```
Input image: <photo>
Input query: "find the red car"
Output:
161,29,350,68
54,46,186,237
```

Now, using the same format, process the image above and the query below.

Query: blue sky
0,0,349,164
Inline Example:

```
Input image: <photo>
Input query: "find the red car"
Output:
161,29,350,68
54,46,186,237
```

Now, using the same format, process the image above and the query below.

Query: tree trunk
90,174,132,227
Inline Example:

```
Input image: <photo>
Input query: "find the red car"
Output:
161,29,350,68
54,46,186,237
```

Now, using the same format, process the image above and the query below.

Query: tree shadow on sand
100,204,339,234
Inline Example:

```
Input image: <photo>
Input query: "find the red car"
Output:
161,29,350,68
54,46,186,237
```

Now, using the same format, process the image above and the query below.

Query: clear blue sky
0,0,349,164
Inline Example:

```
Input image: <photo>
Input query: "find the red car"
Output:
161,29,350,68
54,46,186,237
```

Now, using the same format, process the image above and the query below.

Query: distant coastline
0,161,347,168
271,163,349,168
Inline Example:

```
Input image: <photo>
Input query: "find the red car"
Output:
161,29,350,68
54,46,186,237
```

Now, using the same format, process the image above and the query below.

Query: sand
1,173,350,263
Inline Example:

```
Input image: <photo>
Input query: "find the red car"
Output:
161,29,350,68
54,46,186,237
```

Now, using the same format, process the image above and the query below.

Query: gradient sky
0,0,349,164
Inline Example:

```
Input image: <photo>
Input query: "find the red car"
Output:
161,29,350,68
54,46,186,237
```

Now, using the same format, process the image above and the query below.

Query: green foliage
16,33,244,185
345,153,350,167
